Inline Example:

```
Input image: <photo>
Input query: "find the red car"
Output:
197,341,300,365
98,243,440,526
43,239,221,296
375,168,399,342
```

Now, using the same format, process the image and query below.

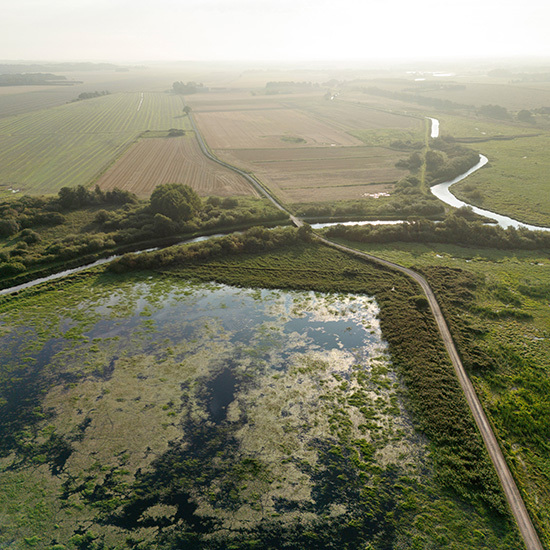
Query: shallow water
0,279,386,429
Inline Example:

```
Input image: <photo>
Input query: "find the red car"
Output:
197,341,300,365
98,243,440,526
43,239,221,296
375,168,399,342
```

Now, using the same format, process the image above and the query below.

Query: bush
0,261,26,276
0,218,19,237
150,183,202,223
20,229,41,244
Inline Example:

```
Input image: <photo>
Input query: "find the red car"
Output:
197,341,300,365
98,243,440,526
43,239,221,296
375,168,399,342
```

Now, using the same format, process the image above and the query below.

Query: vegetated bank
0,184,289,290
324,210,550,250
0,225,522,549
295,136,480,224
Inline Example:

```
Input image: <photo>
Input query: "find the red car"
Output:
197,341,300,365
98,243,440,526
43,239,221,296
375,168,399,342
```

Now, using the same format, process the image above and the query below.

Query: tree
0,218,19,237
149,183,202,223
517,109,534,123
478,104,510,120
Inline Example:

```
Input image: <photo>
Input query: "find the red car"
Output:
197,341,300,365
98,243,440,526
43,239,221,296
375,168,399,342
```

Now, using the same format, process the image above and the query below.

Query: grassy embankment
324,235,550,547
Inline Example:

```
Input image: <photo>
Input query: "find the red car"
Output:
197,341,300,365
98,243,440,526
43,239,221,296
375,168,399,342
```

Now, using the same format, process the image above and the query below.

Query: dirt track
320,238,544,550
190,109,544,549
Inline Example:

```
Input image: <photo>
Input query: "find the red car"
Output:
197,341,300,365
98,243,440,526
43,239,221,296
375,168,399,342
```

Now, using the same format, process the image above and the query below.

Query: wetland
0,239,523,549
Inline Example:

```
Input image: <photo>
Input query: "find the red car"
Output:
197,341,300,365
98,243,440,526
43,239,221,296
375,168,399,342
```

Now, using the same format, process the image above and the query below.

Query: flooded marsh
0,270,521,549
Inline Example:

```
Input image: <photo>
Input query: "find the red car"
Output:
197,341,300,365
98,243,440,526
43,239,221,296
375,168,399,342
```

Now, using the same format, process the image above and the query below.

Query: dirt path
319,238,543,550
190,107,544,549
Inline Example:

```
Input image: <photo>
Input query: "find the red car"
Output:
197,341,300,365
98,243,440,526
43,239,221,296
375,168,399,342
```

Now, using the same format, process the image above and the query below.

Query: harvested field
96,135,257,198
0,92,188,195
294,98,424,132
194,108,363,149
218,146,406,203
186,90,290,112
0,87,82,118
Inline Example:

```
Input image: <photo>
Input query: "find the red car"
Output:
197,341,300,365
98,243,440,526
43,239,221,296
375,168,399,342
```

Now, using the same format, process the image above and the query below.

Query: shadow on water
0,335,66,455
206,365,238,424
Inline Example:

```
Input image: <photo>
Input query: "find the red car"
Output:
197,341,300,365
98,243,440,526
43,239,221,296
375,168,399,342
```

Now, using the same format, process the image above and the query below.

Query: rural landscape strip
3,106,541,548
187,107,544,550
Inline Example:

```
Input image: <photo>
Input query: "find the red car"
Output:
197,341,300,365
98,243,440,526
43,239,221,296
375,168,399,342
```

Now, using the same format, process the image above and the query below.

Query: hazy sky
1,0,549,62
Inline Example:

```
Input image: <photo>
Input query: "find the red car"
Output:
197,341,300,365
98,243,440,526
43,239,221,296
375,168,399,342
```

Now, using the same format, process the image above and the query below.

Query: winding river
2,116,549,298
430,154,550,231
427,117,550,231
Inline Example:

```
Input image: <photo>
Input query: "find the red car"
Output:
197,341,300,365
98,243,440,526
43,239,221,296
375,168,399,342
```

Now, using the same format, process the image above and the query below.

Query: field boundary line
185,105,289,216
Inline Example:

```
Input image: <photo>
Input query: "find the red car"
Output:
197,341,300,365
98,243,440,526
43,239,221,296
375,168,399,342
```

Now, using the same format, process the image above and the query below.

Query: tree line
325,211,550,250
0,183,288,287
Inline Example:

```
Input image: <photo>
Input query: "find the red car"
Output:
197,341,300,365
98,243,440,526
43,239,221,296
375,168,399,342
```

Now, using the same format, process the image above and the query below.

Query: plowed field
193,108,363,149
96,135,257,198
219,146,407,204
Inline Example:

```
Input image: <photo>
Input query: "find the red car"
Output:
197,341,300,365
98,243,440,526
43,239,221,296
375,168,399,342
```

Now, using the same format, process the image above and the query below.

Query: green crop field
0,92,186,197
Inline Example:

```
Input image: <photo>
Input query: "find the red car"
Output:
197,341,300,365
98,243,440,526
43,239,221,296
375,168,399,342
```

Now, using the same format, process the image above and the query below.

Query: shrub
150,183,202,223
0,218,20,237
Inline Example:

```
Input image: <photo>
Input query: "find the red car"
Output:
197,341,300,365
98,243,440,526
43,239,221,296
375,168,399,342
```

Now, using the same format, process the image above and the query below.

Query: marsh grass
331,237,550,546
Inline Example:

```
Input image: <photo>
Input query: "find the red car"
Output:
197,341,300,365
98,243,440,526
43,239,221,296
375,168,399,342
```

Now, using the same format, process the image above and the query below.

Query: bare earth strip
218,147,407,203
96,135,258,198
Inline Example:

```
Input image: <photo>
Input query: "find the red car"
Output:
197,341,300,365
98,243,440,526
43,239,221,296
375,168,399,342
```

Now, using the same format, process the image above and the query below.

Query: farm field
0,92,186,197
218,146,406,203
96,134,257,198
0,86,85,119
188,90,422,205
292,96,424,132
193,107,363,149
409,80,550,111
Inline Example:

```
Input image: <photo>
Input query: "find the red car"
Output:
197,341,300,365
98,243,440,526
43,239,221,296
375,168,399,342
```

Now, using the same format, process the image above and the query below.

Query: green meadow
327,236,550,546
